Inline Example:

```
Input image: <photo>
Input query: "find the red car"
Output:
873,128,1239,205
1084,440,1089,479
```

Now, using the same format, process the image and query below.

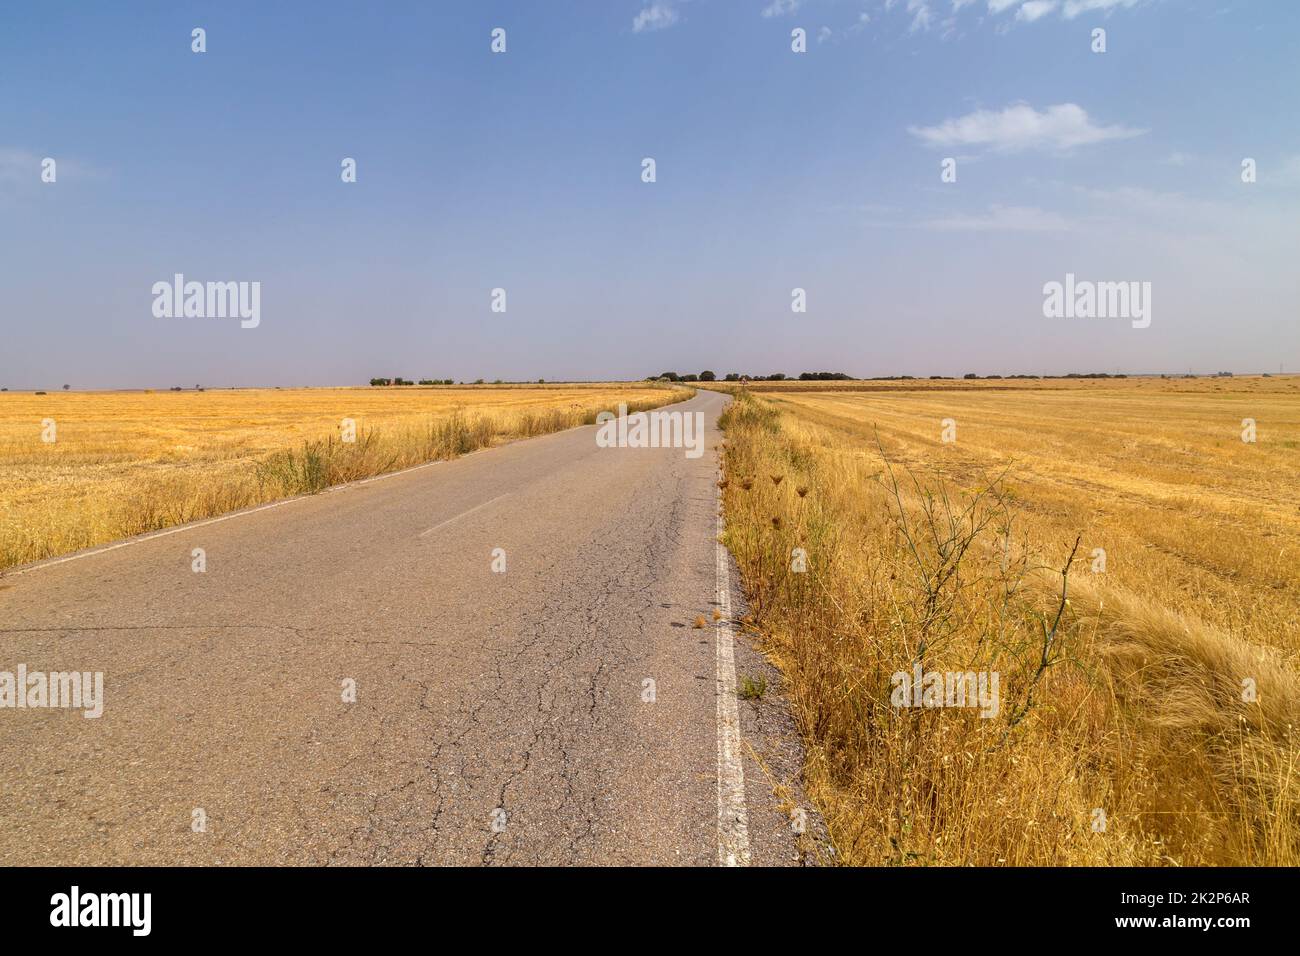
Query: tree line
651,371,854,382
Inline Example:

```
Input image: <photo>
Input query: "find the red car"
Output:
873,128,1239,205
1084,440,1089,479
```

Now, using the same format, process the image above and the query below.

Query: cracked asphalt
0,389,819,865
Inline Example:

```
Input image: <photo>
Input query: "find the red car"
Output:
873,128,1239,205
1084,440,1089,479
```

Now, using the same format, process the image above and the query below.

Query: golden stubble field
0,383,684,571
713,376,1300,865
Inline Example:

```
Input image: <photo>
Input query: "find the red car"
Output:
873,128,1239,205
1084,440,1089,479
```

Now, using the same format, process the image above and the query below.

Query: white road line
3,495,314,576
715,501,751,867
4,452,464,578
4,397,701,580
418,493,510,538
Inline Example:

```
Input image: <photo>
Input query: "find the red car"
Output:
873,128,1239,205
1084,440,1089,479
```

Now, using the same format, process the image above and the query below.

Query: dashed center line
418,493,511,538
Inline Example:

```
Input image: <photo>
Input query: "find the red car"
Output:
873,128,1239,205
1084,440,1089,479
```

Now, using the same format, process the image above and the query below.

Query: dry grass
713,377,1300,866
0,383,686,570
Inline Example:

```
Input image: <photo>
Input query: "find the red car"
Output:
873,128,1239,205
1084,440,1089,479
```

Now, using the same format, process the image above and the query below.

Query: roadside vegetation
0,383,686,570
716,377,1300,865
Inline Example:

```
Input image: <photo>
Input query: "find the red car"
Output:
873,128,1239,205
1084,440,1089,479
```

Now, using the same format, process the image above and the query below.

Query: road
0,389,815,865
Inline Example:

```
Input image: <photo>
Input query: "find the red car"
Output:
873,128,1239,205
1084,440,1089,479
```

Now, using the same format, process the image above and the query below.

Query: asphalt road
0,389,816,866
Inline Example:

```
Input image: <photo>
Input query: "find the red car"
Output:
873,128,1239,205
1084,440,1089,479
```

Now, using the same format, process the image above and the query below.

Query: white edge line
7,390,702,580
4,390,704,579
3,451,462,578
715,467,752,867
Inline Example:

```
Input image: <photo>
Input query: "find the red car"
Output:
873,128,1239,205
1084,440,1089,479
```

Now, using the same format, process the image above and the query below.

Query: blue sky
2,0,1297,386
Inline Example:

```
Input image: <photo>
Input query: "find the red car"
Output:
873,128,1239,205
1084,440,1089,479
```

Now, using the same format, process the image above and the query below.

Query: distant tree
699,370,716,381
724,373,740,382
62,384,70,390
658,371,680,382
963,373,979,379
680,373,698,382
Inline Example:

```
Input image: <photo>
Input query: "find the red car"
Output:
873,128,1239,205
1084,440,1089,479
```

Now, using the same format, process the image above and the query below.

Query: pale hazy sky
2,1,1298,387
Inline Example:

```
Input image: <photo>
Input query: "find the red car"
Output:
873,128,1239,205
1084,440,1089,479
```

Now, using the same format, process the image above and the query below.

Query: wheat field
0,383,684,571
713,376,1300,866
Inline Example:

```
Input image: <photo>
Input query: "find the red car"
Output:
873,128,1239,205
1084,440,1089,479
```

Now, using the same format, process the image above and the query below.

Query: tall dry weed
718,390,1298,865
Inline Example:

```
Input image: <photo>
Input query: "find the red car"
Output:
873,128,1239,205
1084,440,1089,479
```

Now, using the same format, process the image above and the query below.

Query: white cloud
987,0,1143,20
1063,0,1143,18
923,204,1072,231
908,0,934,32
817,25,833,42
866,0,1144,37
633,3,679,32
909,103,1146,153
1075,185,1242,224
1063,184,1298,250
1016,0,1058,22
761,0,801,17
